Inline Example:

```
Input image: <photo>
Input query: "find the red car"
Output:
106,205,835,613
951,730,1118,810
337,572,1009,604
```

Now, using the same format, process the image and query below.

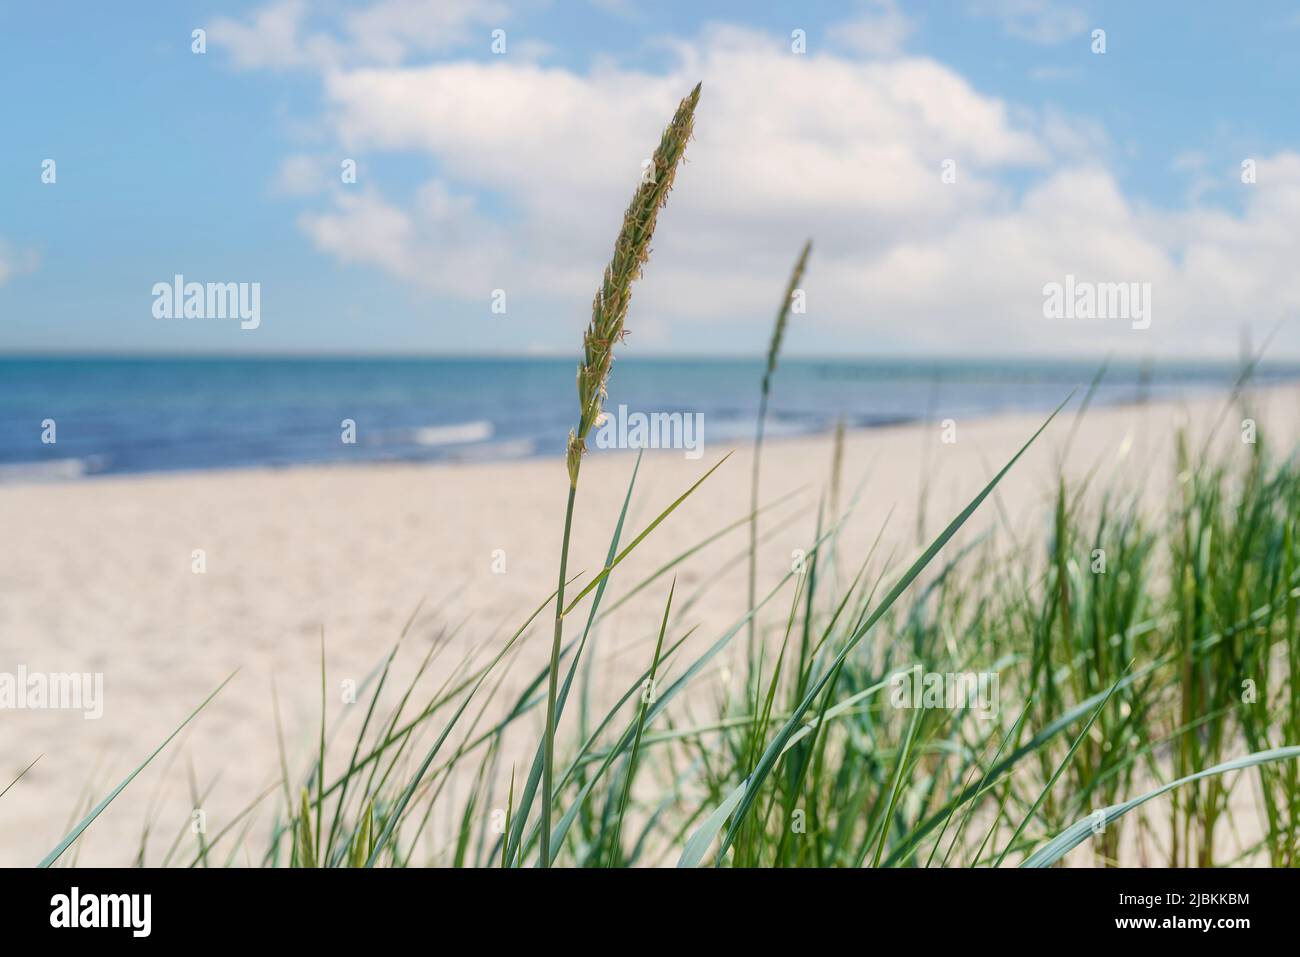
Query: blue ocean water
0,356,1295,480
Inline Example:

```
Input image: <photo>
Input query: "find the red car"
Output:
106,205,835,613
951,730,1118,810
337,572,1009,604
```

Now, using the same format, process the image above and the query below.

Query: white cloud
208,0,508,71
321,28,1045,229
298,183,508,297
219,4,1300,357
300,28,1049,315
208,0,319,71
342,0,509,64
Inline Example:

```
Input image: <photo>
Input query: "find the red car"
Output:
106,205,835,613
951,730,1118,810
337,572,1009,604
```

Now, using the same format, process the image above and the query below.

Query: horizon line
2,349,1298,367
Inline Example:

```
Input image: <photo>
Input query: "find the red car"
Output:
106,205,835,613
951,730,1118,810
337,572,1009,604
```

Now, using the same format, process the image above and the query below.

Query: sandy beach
2,383,1295,867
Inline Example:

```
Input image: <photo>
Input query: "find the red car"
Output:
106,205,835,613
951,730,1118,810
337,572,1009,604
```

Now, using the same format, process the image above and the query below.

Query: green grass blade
1023,746,1300,867
677,780,747,868
38,671,237,867
562,451,734,616
716,395,1073,862
506,451,642,866
1,755,41,801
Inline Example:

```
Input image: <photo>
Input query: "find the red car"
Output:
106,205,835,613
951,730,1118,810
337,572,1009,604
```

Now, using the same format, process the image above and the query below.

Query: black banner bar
0,867,1281,943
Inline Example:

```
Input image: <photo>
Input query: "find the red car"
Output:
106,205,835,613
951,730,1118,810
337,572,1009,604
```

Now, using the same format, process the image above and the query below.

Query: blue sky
3,1,1300,358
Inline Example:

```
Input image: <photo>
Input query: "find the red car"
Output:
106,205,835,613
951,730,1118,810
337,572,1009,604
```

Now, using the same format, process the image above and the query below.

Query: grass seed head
566,82,702,485
764,238,812,386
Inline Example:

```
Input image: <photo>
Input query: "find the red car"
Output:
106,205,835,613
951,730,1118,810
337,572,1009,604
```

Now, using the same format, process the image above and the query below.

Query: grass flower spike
565,82,702,487
543,83,702,867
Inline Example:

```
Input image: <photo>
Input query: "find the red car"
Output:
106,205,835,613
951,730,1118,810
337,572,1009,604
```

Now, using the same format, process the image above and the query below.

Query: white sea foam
0,457,105,483
412,421,494,447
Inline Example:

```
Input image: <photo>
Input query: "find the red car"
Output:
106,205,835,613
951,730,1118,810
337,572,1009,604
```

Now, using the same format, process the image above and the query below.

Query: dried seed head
764,239,813,387
566,82,701,486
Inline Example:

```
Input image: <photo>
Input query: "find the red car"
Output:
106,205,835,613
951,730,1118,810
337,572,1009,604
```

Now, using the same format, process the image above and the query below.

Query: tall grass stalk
748,240,812,668
540,83,701,867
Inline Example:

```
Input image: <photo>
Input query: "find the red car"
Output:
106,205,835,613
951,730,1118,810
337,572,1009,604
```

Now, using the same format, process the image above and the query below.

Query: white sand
1,384,1294,866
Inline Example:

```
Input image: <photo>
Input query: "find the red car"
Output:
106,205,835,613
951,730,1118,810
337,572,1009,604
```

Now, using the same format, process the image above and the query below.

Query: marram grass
29,398,1300,868
564,82,702,488
19,89,1300,872
544,81,700,867
748,240,813,669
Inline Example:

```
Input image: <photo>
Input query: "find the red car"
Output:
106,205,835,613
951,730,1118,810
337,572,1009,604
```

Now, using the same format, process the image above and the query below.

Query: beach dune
1,384,1294,866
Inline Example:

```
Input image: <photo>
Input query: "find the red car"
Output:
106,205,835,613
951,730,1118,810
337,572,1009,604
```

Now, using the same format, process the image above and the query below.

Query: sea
0,356,1294,481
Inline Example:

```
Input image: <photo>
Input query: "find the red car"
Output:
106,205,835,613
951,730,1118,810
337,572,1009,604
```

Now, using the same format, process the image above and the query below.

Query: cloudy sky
4,1,1300,358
